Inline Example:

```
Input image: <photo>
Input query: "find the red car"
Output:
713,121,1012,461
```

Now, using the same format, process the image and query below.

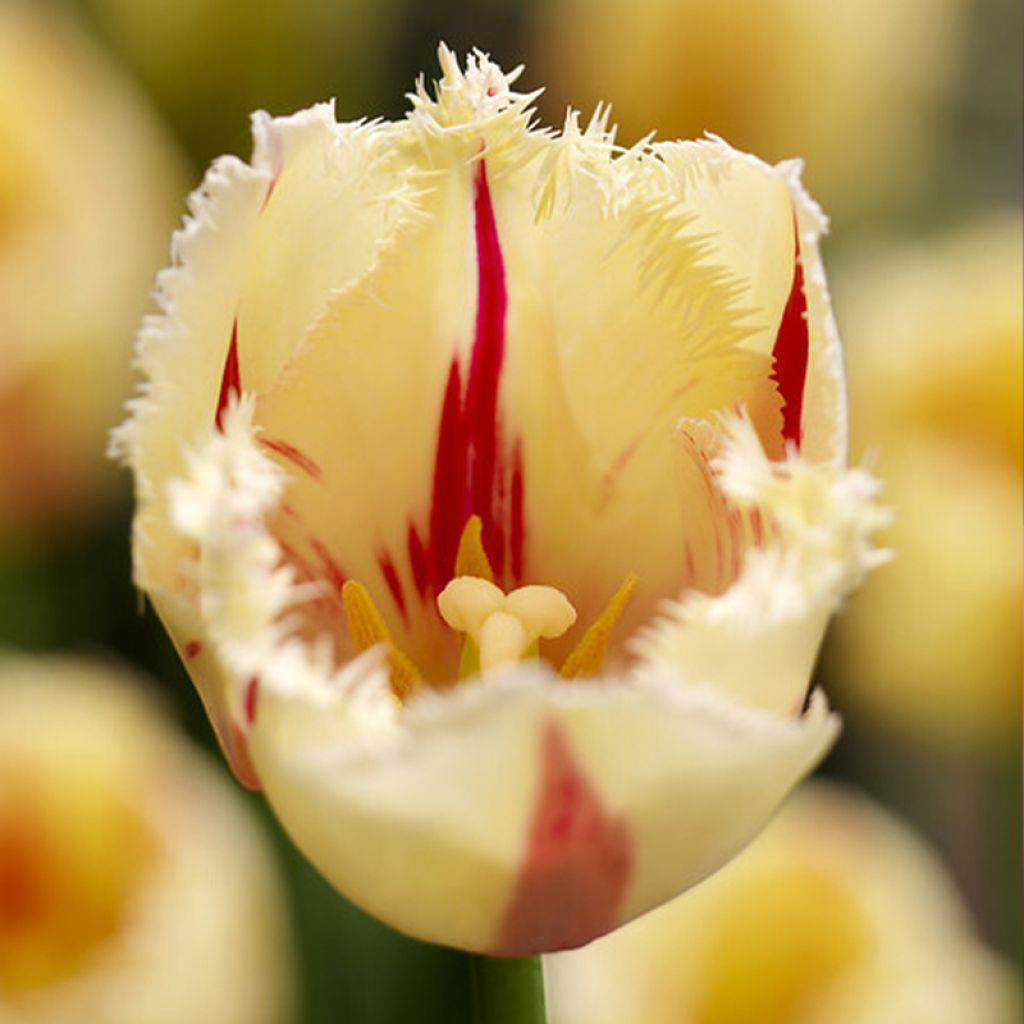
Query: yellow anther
438,576,578,674
341,580,422,700
560,573,638,680
455,514,494,582
342,579,391,652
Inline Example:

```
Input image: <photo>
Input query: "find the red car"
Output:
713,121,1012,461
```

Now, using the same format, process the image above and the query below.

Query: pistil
438,577,577,673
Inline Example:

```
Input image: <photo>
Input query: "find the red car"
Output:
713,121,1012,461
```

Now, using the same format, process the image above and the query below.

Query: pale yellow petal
248,667,837,954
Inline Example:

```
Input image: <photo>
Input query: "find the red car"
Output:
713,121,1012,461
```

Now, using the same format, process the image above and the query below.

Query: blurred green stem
470,955,547,1024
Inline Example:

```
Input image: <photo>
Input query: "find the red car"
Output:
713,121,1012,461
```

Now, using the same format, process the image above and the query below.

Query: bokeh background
0,0,1020,1021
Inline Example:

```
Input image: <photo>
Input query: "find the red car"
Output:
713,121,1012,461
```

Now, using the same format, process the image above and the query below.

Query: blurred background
0,0,1019,1021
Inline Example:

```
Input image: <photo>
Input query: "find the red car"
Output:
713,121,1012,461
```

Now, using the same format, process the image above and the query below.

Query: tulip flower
829,214,1022,749
0,656,293,1024
0,1,184,544
115,47,885,955
545,782,1021,1024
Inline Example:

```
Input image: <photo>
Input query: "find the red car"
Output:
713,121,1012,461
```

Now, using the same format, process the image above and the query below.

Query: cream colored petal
495,135,842,664
250,169,478,677
247,664,837,955
116,105,412,594
634,414,887,713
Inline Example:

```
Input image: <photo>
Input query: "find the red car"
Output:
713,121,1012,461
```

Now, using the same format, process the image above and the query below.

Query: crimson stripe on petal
492,720,632,955
215,318,241,430
428,359,468,590
378,552,408,623
259,436,323,480
770,214,809,450
466,159,509,576
421,159,520,595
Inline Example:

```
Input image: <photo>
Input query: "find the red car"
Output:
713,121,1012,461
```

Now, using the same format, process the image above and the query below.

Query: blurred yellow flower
0,1,183,544
0,656,293,1024
531,0,968,225
116,47,885,955
829,213,1023,749
545,782,1021,1024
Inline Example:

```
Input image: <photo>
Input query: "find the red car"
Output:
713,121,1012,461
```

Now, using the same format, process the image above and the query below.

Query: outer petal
248,667,837,955
115,107,422,766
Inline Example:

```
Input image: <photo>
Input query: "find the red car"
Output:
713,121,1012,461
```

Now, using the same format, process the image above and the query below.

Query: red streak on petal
750,507,766,547
378,553,408,623
310,538,346,591
226,719,261,791
428,359,469,589
244,676,260,726
259,437,322,480
492,720,632,955
421,160,520,594
184,640,203,660
770,215,809,450
261,127,284,211
407,524,429,600
510,441,525,585
215,318,241,430
466,160,509,576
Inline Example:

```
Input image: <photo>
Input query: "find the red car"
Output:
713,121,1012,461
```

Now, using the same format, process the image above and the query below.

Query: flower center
341,516,637,698
0,774,154,995
437,577,577,674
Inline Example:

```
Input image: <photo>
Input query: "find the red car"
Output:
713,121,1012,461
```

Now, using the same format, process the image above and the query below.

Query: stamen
560,573,638,679
438,576,577,674
455,514,494,582
341,580,422,700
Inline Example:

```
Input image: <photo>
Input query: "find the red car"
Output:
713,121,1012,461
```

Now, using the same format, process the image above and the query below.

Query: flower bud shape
545,782,1021,1024
115,47,885,954
0,657,293,1024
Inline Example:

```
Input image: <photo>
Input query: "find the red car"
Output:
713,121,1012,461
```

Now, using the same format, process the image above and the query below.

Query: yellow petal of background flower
0,656,293,1024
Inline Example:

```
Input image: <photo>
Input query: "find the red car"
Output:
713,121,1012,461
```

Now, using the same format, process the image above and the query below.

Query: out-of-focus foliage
0,656,294,1024
0,0,184,546
545,782,1021,1024
76,0,408,166
831,214,1022,750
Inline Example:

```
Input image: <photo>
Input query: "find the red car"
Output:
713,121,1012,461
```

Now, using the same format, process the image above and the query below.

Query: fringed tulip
115,48,885,954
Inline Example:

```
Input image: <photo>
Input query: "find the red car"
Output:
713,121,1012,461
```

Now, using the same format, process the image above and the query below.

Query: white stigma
437,576,577,672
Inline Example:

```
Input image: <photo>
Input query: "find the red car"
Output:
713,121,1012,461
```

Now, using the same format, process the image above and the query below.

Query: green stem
470,954,548,1024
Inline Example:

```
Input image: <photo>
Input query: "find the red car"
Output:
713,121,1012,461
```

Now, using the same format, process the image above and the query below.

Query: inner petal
253,144,801,682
